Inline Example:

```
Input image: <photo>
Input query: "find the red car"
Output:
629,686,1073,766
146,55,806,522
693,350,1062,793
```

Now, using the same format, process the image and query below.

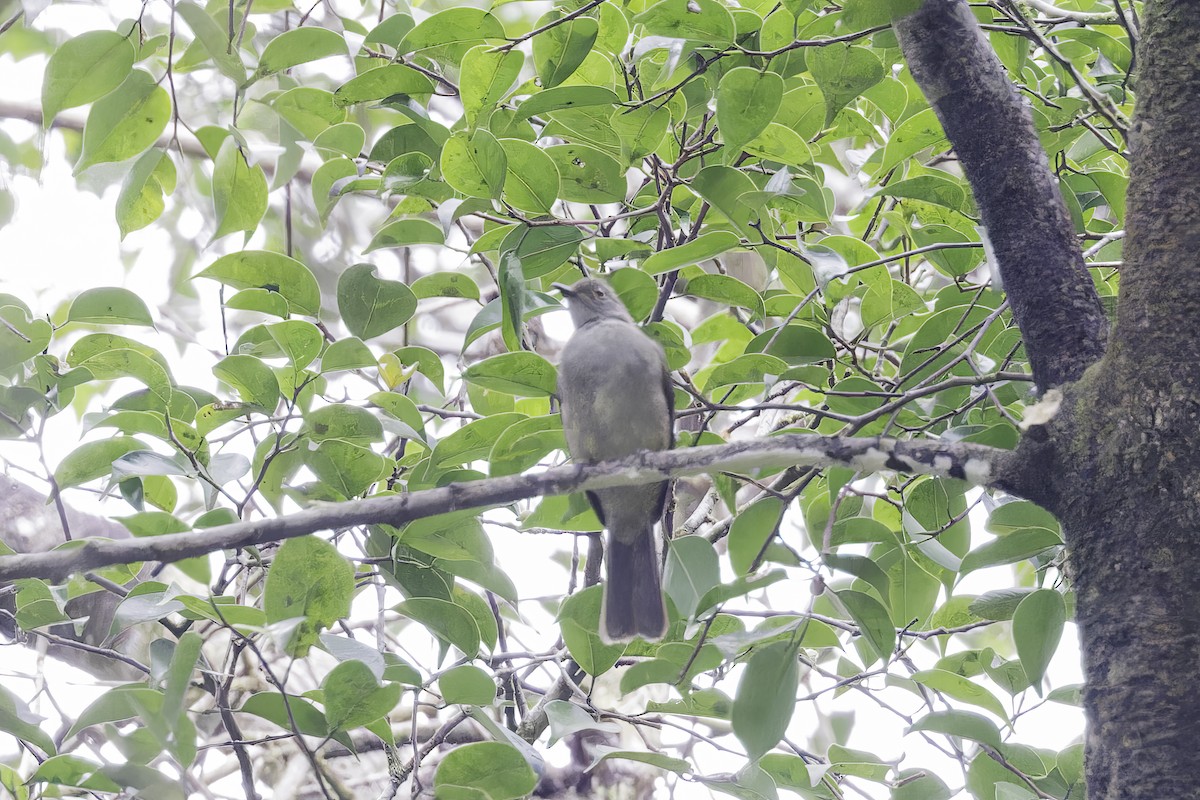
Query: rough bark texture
894,0,1109,390
1042,3,1200,797
900,2,1200,798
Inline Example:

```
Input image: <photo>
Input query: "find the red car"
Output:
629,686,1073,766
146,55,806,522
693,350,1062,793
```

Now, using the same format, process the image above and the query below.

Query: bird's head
552,278,635,327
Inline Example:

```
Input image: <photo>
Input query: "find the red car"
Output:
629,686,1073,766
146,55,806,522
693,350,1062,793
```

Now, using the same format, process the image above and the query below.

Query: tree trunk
899,1,1200,797
1043,2,1200,796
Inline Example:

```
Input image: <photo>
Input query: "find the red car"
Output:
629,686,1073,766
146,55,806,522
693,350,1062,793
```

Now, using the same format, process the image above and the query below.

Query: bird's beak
551,282,575,298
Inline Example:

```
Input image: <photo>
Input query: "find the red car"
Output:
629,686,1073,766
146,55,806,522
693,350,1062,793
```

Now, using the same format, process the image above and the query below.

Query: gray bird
553,278,674,643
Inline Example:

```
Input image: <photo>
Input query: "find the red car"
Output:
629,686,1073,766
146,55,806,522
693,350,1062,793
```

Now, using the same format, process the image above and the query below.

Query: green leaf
197,251,321,316
396,597,482,657
1012,589,1065,694
960,529,1062,575
842,0,894,27
312,125,362,159
273,87,346,139
911,669,1008,721
67,333,173,400
498,224,584,279
399,8,506,53
462,352,557,397
213,355,280,409
499,139,561,214
323,660,402,731
732,642,800,759
400,513,490,561
664,536,720,621
393,345,446,392
163,632,202,719
717,67,783,156
266,320,323,370
489,414,564,476
808,44,885,128
828,744,891,782
986,501,1062,537
412,273,481,301
698,571,788,616
642,232,741,275
745,123,814,168
861,277,927,328
263,536,356,657
321,337,377,373
880,174,973,216
691,165,759,237
746,324,836,364
546,143,625,203
254,27,347,83
837,589,896,665
31,755,121,792
557,585,626,676
336,263,418,340
305,404,384,444
892,769,953,800
545,700,621,746
646,688,733,721
66,685,164,740
42,30,135,122
54,437,147,489
0,684,56,756
635,0,735,46
612,104,670,162
441,130,507,199
514,85,620,121
0,306,51,372
364,219,444,253
532,9,598,88
75,70,171,173
825,553,891,605
871,107,947,177
334,64,435,106
728,496,785,575
686,274,765,318
175,2,246,82
908,709,1002,750
439,665,496,706
497,253,526,354
760,753,822,794
434,742,538,800
450,592,494,655
306,439,388,498
116,149,176,238
239,692,351,748
67,288,153,326
969,588,1036,621
461,46,523,126
212,138,268,241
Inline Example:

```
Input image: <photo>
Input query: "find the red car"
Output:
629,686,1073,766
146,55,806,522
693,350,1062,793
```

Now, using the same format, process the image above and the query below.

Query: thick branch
0,434,1017,582
894,0,1108,390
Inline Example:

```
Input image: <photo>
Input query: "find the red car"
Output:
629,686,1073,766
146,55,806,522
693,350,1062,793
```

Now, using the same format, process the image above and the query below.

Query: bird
553,278,674,643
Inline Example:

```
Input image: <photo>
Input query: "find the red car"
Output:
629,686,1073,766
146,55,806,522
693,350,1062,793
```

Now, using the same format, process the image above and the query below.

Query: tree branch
894,0,1109,390
0,434,1017,583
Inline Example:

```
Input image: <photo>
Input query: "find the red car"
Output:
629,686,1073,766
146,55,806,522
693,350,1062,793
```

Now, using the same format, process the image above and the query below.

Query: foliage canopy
0,0,1129,797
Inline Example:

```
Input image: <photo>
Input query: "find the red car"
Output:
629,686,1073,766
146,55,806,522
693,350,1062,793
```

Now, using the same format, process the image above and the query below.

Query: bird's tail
601,527,668,643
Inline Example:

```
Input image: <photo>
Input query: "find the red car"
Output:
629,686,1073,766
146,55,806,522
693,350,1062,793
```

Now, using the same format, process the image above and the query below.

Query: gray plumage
554,278,673,643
